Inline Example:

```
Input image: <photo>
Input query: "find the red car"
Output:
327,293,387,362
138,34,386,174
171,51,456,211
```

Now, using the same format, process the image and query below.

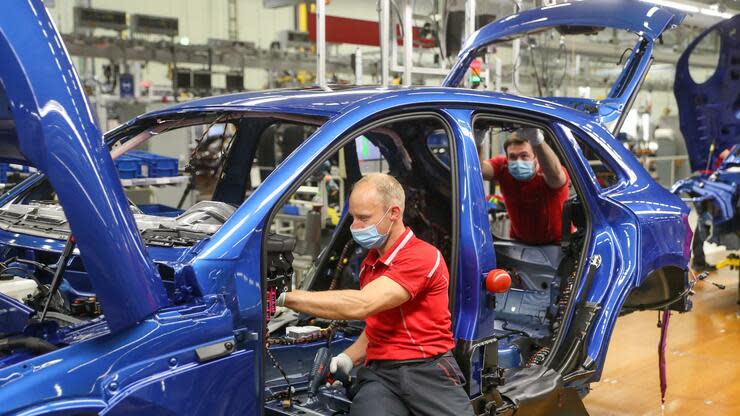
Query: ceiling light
640,0,699,14
699,8,733,19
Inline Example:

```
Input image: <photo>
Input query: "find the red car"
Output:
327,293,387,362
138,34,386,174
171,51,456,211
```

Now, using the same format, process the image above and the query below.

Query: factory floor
584,246,740,415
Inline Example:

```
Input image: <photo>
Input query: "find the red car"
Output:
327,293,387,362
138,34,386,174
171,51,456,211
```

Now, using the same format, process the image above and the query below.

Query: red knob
485,269,511,293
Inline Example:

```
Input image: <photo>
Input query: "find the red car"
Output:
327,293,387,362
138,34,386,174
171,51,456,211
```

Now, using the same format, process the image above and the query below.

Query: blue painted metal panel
671,155,740,250
672,175,737,223
442,108,496,344
102,350,256,415
672,15,740,251
0,297,239,415
0,0,167,332
674,15,740,172
554,117,690,286
553,121,689,380
0,292,33,335
13,400,108,416
117,87,390,129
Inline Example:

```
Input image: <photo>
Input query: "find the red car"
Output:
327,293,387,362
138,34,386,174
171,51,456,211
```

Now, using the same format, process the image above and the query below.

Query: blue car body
0,1,691,415
671,15,740,250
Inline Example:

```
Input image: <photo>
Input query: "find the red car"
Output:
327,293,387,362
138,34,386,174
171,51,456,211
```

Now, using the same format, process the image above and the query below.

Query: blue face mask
508,160,536,181
351,207,393,249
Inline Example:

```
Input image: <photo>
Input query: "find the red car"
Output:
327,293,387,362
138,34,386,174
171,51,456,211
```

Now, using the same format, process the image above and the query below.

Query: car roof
124,85,601,126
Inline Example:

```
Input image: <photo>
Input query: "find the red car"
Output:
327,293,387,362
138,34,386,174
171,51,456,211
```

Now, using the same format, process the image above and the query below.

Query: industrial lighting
642,0,736,19
699,7,733,19
640,0,699,14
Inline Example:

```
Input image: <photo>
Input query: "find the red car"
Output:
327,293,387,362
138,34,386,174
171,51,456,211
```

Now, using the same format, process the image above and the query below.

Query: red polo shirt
360,227,454,361
488,155,570,244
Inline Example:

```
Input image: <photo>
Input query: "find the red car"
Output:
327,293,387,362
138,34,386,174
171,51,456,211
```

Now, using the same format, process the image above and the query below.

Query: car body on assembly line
671,15,740,252
0,1,692,415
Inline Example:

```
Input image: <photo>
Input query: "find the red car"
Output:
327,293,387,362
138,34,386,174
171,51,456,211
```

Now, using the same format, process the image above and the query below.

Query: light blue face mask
508,160,536,181
351,207,393,249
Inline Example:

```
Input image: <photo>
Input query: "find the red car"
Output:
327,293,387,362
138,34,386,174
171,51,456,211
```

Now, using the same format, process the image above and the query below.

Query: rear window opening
474,116,589,373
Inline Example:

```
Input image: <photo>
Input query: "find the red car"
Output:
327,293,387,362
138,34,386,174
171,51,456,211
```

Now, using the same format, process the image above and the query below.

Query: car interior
258,114,595,413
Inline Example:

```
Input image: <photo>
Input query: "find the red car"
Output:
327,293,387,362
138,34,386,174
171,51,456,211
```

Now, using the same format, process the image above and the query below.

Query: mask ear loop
379,206,395,237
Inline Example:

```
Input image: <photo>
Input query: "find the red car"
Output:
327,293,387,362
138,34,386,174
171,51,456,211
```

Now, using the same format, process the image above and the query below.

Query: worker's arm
343,330,369,366
480,159,494,181
282,276,411,321
532,140,566,189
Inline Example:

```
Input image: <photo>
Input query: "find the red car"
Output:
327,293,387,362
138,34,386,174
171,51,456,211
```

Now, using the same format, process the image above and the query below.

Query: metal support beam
511,0,522,93
495,57,502,92
380,0,390,86
227,0,238,40
355,47,364,85
464,0,476,41
462,0,476,89
316,0,327,89
403,0,413,86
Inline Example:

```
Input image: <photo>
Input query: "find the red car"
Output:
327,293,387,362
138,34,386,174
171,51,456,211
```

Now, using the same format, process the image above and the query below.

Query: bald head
351,173,405,212
348,173,406,251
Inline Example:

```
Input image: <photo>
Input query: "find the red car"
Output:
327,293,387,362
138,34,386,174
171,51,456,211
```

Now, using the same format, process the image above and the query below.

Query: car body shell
671,15,740,250
0,1,691,414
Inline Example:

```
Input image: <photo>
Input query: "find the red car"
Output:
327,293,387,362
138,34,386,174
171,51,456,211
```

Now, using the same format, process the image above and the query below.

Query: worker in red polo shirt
278,173,473,415
481,127,569,244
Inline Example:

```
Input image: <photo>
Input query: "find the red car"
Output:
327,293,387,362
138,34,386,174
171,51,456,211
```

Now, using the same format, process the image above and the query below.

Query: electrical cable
212,126,237,184
264,321,344,405
501,322,529,338
527,36,543,96
328,240,355,290
178,114,228,209
188,114,229,167
13,258,56,275
265,346,295,404
616,48,633,67
629,285,694,311
552,38,569,92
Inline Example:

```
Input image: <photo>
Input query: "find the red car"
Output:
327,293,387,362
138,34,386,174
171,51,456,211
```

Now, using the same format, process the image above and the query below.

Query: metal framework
227,0,238,41
316,0,327,89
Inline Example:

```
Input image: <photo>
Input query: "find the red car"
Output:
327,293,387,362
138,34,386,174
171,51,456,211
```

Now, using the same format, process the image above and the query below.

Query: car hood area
0,0,167,332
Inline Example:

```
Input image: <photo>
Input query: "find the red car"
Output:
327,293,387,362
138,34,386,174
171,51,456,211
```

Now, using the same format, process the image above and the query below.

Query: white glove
519,127,545,147
330,352,353,375
276,292,286,307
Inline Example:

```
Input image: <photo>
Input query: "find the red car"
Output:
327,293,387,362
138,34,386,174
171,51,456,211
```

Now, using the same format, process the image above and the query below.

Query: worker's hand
520,127,545,147
330,352,353,375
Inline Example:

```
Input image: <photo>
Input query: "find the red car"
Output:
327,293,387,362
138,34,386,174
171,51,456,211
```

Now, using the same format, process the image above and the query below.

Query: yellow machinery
715,253,740,315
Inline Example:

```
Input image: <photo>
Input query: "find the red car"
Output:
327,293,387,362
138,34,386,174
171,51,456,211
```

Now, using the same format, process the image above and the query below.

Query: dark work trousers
692,210,712,264
350,352,474,416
